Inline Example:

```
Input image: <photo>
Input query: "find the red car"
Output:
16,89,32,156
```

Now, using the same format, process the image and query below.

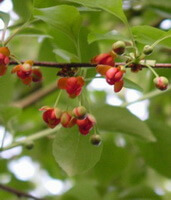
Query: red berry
77,114,96,135
91,53,115,66
66,77,84,98
39,107,62,128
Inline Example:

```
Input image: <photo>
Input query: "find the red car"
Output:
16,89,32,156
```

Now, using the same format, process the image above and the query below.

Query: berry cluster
11,60,42,85
91,41,169,91
39,106,96,136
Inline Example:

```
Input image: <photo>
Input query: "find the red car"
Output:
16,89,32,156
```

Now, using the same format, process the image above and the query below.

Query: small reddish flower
77,114,96,135
60,111,76,128
0,47,10,76
153,76,169,91
72,106,87,119
57,76,84,98
32,68,43,82
91,52,115,66
39,106,62,128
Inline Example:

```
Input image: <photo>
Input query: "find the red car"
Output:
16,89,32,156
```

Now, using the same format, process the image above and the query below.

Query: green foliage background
0,0,171,199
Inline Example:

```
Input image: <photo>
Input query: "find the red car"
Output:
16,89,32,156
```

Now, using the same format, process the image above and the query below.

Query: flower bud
112,41,125,55
106,67,123,85
90,134,102,146
72,106,87,119
143,45,153,55
153,76,169,91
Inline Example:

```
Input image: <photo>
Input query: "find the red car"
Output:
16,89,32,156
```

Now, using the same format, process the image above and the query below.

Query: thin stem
1,24,7,46
146,64,159,78
121,84,171,107
54,90,62,108
151,34,171,48
10,55,22,65
2,126,61,151
0,183,45,200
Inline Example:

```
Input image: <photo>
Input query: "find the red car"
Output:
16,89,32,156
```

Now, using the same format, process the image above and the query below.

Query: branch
9,61,171,68
2,126,60,151
11,81,57,108
0,183,45,200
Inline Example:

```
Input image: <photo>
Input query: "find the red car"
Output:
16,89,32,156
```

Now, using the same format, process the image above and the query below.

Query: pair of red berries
91,51,125,92
40,106,96,135
11,60,42,85
0,47,10,76
57,76,85,98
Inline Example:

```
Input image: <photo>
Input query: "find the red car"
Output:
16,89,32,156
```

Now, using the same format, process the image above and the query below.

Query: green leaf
0,106,21,125
62,181,102,200
93,133,131,184
0,71,15,105
88,30,129,44
65,0,128,24
0,11,10,27
124,78,143,91
12,0,33,21
93,105,155,142
15,27,51,38
53,127,103,176
132,25,171,48
34,5,82,43
53,49,79,62
139,121,171,178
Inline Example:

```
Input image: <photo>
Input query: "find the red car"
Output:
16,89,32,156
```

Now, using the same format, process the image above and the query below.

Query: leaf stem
146,64,159,78
121,84,171,107
1,126,61,151
54,90,62,108
151,34,171,48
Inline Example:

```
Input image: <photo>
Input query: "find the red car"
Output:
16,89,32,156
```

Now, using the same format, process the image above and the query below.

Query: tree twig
0,183,45,200
9,61,171,68
11,82,57,108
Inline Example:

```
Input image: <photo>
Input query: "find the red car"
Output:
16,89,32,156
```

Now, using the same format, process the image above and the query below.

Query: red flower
57,76,84,98
77,114,96,135
39,106,62,128
60,111,76,128
12,61,42,85
91,52,115,66
0,47,10,76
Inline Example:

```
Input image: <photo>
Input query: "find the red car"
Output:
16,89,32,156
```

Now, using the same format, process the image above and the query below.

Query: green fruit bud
153,76,169,91
55,108,62,119
112,41,126,55
143,45,153,55
73,106,87,119
90,134,102,146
